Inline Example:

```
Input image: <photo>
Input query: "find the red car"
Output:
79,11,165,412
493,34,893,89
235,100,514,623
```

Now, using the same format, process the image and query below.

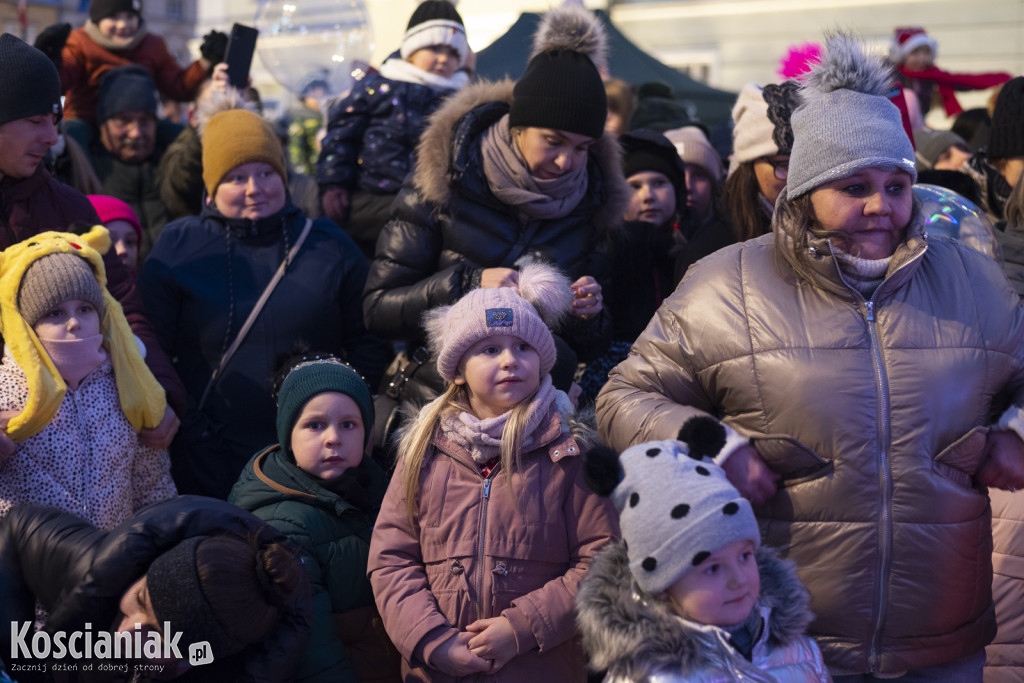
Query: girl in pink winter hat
367,260,619,682
88,194,142,271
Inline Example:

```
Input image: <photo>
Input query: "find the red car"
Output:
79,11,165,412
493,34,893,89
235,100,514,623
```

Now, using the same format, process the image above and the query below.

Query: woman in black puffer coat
362,5,630,409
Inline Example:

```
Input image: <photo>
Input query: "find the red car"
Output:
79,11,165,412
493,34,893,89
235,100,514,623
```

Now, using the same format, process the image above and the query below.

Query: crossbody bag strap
197,217,314,411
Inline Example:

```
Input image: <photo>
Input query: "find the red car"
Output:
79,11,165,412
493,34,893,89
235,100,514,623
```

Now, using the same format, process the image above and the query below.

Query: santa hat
890,27,937,64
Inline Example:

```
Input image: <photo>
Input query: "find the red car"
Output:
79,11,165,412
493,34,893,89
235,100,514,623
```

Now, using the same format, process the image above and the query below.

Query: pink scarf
440,376,556,464
38,334,108,390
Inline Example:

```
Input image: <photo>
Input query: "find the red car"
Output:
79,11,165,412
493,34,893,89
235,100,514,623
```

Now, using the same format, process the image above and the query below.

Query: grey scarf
480,114,588,221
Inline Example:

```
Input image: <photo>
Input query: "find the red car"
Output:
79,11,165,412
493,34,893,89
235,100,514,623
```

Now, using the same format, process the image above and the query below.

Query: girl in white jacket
576,437,830,683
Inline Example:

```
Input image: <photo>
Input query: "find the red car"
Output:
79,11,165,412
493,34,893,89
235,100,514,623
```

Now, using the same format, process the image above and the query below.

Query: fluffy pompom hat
786,31,917,199
0,227,166,441
509,5,609,139
423,261,574,383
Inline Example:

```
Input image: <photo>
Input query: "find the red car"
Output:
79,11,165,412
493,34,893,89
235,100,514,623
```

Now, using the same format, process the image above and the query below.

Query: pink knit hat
87,195,142,241
424,261,574,382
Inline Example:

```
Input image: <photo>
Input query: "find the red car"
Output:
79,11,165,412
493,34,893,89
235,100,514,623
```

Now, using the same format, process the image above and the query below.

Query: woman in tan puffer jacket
597,32,1024,681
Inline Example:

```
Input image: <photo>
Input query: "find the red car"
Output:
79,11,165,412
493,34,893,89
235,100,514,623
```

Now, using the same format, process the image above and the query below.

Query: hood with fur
577,541,815,681
411,78,630,231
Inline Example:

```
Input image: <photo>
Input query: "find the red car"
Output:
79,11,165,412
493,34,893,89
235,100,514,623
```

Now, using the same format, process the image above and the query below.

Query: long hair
723,162,773,241
399,380,543,523
1006,171,1024,227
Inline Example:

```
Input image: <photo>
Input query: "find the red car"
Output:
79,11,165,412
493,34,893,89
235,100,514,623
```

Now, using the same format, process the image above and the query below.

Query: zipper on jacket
864,298,894,672
476,476,493,621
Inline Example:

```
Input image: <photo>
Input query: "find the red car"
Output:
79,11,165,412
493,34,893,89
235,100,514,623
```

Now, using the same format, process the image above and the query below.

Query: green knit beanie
276,359,374,451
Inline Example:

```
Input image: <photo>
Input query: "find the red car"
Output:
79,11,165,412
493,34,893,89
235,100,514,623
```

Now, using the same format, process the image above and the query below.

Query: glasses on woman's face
760,157,789,180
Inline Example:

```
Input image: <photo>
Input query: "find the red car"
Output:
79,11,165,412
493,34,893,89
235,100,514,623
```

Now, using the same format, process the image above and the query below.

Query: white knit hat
727,80,800,177
400,1,470,69
612,439,760,594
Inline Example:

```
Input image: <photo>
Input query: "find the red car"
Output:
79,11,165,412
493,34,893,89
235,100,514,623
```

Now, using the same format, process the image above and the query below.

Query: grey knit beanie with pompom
787,31,917,199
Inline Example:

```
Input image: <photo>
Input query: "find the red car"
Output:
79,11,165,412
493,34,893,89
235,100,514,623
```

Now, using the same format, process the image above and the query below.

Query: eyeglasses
760,158,789,180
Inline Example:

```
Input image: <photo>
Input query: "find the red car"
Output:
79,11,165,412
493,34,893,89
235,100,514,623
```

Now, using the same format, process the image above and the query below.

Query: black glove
199,30,229,65
34,22,72,67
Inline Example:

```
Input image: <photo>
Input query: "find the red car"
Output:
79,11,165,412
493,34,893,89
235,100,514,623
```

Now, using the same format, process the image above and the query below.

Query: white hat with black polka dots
612,439,761,594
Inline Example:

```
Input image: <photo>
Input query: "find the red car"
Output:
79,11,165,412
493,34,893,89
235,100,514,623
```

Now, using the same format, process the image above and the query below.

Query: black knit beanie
96,65,157,123
510,49,607,139
406,0,463,30
988,76,1024,160
89,0,142,24
620,129,687,211
0,34,61,127
628,82,692,132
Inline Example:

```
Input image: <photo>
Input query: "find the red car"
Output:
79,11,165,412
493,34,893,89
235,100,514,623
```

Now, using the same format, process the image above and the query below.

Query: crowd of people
0,1,1022,681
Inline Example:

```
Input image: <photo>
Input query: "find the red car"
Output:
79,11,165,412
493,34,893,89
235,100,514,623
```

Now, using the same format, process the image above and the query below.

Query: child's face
454,334,541,420
624,171,676,226
408,45,460,79
106,219,139,272
97,12,140,40
663,538,760,627
904,45,934,71
33,299,101,341
290,392,365,480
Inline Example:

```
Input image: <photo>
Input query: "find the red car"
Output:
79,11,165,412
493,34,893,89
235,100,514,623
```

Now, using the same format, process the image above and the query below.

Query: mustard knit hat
201,109,288,198
0,227,166,441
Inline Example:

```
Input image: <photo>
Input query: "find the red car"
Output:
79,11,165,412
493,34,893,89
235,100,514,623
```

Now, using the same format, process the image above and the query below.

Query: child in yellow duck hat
0,226,175,529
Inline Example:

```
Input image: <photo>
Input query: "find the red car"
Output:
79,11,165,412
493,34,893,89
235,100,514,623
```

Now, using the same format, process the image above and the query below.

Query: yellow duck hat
0,227,166,442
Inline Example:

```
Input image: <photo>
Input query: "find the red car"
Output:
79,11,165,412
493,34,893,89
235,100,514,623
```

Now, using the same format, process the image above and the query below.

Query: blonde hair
399,378,542,523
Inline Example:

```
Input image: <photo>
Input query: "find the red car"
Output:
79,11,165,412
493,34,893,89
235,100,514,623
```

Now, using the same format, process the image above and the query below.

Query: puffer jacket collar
772,188,930,301
411,79,629,234
234,446,387,518
577,541,814,681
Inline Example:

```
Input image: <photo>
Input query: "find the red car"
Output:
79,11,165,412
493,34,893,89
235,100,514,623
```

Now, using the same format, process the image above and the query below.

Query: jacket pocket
933,426,989,490
750,435,833,488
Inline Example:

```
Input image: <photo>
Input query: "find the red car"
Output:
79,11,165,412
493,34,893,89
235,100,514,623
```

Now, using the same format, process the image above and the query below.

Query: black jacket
362,80,630,396
0,496,312,682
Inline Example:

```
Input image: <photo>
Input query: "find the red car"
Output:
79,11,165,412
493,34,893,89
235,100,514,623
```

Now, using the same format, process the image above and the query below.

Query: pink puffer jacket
368,404,619,682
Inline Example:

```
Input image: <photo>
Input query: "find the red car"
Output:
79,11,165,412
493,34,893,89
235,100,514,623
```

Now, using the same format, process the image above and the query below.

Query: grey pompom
530,5,608,74
801,31,894,102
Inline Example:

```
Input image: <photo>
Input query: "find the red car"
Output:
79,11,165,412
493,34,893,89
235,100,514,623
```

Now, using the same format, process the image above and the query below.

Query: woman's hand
721,444,780,505
139,406,181,451
433,631,491,677
322,186,351,226
466,616,518,673
480,268,520,289
209,62,229,93
570,275,603,318
976,430,1024,491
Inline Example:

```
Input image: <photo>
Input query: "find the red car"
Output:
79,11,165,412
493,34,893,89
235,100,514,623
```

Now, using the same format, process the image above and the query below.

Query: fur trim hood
577,541,815,681
0,227,166,441
411,79,630,231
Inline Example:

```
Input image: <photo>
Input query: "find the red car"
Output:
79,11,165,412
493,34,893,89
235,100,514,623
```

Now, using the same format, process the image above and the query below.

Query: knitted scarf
834,250,891,298
84,20,148,53
440,376,556,464
38,334,108,390
480,114,588,221
378,56,469,92
899,65,1011,117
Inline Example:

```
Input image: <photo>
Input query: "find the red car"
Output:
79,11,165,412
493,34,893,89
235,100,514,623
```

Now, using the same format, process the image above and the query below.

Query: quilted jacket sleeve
317,82,376,190
361,185,469,341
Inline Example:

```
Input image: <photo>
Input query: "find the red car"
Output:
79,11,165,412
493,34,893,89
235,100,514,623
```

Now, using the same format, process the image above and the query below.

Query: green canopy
474,10,736,126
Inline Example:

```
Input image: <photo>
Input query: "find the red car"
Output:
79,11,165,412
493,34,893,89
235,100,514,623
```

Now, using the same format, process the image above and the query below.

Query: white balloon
914,183,1002,262
255,0,374,98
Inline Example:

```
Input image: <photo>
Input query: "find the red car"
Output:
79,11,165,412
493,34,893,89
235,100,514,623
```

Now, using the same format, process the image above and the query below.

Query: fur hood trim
411,79,629,230
531,5,608,74
577,541,814,680
194,86,260,137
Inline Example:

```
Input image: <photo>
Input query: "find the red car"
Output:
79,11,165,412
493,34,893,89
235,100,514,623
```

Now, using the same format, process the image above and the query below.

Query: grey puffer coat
597,191,1024,675
362,79,629,393
576,541,830,682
